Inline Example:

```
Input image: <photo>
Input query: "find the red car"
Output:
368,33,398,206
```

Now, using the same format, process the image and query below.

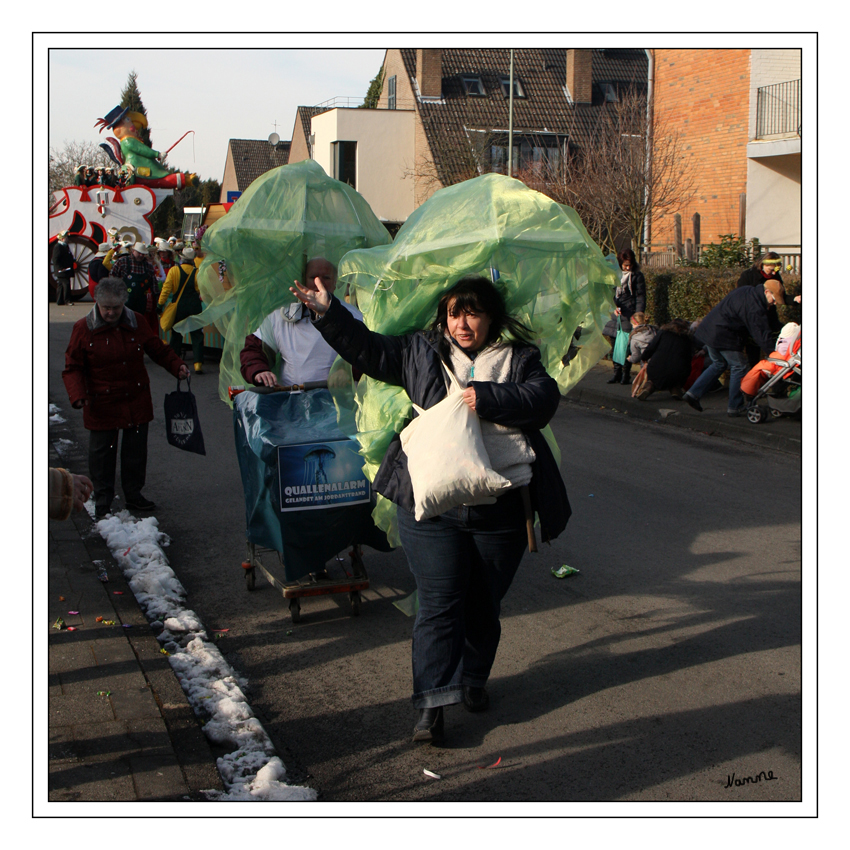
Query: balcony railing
313,95,420,111
312,96,366,110
756,79,801,139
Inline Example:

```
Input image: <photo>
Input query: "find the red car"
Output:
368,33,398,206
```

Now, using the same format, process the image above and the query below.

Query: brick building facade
649,49,751,249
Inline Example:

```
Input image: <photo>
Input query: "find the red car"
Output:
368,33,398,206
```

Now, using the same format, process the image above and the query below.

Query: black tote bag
164,376,206,455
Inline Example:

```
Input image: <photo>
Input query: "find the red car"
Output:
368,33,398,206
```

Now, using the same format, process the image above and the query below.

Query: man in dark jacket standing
684,279,785,417
87,243,111,299
63,277,189,517
52,231,75,305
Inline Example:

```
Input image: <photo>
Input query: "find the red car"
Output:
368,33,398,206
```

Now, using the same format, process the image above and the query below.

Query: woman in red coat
63,277,189,518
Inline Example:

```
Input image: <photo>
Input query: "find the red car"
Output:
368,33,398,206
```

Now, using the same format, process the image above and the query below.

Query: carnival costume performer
159,247,206,373
111,242,160,333
291,273,569,745
240,258,362,388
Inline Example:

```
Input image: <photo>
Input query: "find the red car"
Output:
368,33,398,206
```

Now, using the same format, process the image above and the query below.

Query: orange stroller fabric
741,335,800,397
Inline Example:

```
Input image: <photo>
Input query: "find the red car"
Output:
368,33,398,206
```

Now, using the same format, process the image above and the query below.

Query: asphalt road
47,301,803,804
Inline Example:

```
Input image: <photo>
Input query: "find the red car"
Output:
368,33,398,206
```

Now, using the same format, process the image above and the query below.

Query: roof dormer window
599,82,619,102
499,75,525,98
461,75,486,96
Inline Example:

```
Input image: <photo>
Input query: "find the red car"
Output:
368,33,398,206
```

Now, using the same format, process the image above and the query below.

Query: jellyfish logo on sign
303,445,336,488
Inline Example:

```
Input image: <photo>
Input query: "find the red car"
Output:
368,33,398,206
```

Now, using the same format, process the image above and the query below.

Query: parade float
48,105,195,301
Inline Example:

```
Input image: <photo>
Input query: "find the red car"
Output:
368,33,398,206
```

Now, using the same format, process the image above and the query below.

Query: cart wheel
746,405,765,424
289,598,301,623
349,590,361,617
349,546,366,578
245,567,256,591
770,408,784,419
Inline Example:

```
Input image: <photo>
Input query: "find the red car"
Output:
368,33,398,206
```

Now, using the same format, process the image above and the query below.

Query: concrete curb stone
564,362,801,456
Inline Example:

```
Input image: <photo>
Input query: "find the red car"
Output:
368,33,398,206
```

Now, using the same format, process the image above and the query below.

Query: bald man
240,258,363,387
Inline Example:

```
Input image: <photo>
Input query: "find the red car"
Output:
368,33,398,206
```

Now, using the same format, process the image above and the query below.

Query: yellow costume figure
159,249,205,373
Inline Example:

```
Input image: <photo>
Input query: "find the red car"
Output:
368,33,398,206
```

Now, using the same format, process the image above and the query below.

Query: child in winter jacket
627,313,658,367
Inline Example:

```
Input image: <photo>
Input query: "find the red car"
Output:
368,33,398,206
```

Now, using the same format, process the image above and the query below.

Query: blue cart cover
233,388,392,581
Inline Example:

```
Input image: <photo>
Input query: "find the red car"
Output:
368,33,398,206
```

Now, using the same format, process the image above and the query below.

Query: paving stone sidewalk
47,437,224,803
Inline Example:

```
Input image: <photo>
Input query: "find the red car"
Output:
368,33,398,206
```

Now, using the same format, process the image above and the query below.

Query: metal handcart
232,382,392,622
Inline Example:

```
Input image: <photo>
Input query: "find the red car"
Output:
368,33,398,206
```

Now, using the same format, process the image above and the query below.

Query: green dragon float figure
96,105,196,190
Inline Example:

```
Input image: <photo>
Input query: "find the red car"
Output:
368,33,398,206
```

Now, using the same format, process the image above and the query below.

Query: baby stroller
744,341,802,424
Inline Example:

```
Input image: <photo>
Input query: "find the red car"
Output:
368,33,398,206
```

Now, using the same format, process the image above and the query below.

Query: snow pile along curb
93,509,317,802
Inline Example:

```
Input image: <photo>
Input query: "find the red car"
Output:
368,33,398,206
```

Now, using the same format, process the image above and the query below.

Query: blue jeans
688,346,750,412
397,490,529,709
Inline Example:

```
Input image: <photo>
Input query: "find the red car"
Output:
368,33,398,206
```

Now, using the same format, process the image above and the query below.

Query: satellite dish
268,132,280,146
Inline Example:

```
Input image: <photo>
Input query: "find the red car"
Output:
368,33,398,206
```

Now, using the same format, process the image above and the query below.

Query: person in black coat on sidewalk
603,249,646,385
736,252,800,365
684,279,785,416
52,231,75,305
635,319,693,401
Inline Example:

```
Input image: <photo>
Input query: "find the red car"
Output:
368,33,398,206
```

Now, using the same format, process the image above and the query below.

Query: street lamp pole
508,49,514,176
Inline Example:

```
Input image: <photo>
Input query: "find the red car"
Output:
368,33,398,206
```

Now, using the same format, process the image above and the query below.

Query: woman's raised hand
290,277,331,315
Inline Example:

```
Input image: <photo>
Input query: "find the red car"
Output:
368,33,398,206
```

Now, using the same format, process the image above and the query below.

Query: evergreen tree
120,70,152,147
361,66,385,108
151,177,221,239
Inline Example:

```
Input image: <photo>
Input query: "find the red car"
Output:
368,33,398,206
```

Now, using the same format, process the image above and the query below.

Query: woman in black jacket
603,248,646,385
292,274,569,745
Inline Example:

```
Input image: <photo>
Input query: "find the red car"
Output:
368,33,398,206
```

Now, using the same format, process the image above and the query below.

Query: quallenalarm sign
277,440,369,512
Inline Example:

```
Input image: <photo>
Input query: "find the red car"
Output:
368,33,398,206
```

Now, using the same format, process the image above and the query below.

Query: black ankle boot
413,706,444,743
462,685,490,713
620,365,632,384
607,366,622,384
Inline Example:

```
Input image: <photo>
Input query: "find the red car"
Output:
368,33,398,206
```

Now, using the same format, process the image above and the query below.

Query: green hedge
644,268,801,327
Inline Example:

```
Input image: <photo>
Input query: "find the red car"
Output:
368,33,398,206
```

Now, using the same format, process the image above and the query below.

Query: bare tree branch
49,140,112,202
402,88,696,256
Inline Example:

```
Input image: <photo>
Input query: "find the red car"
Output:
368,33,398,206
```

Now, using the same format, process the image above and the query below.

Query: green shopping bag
612,316,629,366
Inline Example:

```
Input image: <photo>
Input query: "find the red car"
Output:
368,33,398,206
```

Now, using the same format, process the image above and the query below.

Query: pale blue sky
48,48,386,183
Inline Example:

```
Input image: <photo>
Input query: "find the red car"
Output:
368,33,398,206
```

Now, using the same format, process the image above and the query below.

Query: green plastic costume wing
332,172,618,545
180,159,391,405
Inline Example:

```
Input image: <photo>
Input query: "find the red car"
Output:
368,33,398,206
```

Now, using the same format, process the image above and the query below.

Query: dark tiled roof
295,106,329,145
399,48,648,186
228,138,291,191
